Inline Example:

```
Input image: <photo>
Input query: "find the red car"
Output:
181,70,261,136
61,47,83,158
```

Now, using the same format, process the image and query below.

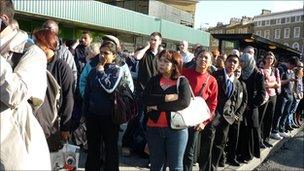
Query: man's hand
144,41,150,49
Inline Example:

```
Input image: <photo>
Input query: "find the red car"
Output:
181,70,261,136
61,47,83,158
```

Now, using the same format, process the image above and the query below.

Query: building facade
99,0,197,27
254,8,304,55
208,16,254,53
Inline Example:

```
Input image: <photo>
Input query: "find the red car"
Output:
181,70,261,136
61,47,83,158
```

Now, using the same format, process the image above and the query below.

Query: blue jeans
272,94,293,133
286,98,300,126
147,127,188,171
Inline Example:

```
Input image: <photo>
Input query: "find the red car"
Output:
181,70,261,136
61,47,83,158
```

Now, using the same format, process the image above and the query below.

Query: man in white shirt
179,40,194,64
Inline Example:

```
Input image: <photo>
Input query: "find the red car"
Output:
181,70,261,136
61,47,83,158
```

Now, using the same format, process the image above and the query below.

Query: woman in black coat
237,53,266,162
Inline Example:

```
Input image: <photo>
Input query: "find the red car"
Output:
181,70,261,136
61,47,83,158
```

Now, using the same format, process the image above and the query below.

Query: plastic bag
50,143,80,171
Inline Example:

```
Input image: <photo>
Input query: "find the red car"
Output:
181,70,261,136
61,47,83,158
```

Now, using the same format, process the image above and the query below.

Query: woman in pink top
259,51,281,148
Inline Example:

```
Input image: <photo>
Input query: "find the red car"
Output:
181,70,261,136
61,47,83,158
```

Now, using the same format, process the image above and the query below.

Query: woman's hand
165,94,178,102
96,63,104,71
147,106,157,112
194,122,205,132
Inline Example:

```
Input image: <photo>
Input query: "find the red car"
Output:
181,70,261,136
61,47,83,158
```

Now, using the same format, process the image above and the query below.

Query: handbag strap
198,75,210,97
176,76,195,98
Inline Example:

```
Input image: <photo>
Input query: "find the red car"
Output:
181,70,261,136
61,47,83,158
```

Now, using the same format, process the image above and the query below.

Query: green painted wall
13,0,210,46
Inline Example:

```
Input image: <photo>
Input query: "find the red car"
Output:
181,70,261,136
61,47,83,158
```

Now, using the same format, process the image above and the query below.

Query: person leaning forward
0,0,51,169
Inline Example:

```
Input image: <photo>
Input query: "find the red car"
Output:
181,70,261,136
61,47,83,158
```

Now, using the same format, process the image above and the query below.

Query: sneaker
279,132,289,138
270,133,283,140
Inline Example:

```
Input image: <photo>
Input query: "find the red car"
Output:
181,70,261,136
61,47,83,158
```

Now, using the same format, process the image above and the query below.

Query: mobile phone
0,18,8,32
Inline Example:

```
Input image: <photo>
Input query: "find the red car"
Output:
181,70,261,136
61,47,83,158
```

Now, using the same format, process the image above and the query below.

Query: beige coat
0,30,51,170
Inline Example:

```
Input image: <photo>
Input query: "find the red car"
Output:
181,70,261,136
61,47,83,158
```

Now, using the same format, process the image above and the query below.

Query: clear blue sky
194,1,304,29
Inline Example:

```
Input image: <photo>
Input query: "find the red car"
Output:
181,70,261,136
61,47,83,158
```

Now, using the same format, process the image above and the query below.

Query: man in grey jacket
42,20,78,88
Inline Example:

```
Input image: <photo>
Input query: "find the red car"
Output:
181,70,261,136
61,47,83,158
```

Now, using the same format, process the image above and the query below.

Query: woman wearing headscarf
236,53,266,163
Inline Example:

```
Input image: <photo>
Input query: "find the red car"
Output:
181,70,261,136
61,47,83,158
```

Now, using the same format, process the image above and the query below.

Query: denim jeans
147,127,188,171
286,98,300,126
272,94,293,133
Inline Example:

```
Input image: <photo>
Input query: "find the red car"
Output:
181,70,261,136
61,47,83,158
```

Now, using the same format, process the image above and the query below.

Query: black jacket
47,56,75,131
213,69,244,125
143,75,191,124
240,68,266,127
137,50,158,94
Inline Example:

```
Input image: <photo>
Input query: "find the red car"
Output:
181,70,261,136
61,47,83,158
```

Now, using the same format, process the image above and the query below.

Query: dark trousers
212,117,230,169
198,122,216,171
183,127,199,171
85,114,119,171
261,95,277,140
226,121,240,161
237,122,260,161
272,94,293,133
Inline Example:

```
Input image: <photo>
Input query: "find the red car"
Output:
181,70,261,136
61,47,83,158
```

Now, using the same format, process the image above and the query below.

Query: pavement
77,123,304,171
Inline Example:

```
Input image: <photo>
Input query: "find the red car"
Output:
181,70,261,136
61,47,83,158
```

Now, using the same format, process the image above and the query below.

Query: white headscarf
240,53,256,80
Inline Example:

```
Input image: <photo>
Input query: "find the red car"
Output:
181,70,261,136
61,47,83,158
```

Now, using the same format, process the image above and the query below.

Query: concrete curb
218,125,304,171
78,125,303,171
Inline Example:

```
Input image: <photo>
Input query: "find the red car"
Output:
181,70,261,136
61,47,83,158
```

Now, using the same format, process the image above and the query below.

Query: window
284,43,289,47
243,28,248,33
264,30,270,39
292,42,300,50
265,20,270,26
294,27,300,38
276,18,281,25
284,28,290,38
262,21,265,26
270,19,276,25
275,29,281,39
281,18,286,24
291,16,295,22
296,16,301,22
239,28,243,33
256,30,261,36
286,17,290,23
219,30,223,34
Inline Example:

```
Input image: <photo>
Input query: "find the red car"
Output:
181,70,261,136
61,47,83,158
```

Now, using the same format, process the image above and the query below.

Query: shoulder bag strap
176,76,195,98
198,75,210,96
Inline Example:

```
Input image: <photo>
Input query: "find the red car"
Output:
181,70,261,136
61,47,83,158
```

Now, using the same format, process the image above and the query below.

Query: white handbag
171,76,211,129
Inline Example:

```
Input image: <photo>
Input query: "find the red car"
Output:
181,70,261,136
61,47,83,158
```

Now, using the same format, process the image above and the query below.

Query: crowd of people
1,0,303,170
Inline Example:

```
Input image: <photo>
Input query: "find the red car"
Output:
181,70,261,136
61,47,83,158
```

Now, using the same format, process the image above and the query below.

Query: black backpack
111,77,138,124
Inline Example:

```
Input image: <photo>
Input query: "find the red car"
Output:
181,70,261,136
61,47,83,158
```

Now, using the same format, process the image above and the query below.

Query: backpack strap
11,52,24,70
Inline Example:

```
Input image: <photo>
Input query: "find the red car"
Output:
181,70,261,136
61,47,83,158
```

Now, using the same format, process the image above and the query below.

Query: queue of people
1,0,303,170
